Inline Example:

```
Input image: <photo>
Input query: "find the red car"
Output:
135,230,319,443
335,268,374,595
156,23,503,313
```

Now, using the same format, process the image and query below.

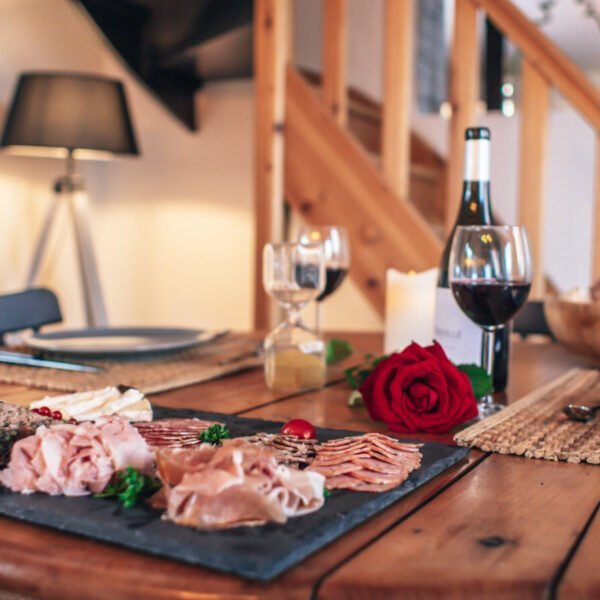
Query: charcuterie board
0,407,469,581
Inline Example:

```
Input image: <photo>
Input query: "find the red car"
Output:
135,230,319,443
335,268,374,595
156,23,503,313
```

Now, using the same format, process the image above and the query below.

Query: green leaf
347,390,364,407
323,488,331,499
199,424,232,446
457,363,493,400
326,338,354,365
94,467,162,508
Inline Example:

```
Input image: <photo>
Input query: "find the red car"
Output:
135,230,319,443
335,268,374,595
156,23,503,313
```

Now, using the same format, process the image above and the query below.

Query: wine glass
297,225,350,332
262,242,326,391
449,225,532,416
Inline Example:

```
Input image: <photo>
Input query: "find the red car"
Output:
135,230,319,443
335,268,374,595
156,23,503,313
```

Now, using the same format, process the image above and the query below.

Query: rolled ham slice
0,416,154,496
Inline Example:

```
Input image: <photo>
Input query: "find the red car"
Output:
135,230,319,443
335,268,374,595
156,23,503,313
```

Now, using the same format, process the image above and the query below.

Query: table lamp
0,72,139,326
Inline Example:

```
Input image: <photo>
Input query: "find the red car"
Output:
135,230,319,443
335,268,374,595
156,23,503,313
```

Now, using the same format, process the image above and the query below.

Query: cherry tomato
38,406,51,417
280,419,317,439
52,410,63,421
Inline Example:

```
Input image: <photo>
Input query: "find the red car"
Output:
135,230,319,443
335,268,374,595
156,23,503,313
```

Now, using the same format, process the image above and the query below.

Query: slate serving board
0,407,469,581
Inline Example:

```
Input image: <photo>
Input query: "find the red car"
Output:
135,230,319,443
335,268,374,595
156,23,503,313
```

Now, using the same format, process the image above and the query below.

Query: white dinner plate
23,327,229,357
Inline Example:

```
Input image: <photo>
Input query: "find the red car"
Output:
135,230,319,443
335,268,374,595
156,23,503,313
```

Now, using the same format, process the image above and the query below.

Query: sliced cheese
30,387,153,422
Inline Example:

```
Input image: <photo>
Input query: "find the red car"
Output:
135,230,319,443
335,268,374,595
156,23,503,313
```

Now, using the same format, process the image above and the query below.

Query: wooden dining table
0,333,598,599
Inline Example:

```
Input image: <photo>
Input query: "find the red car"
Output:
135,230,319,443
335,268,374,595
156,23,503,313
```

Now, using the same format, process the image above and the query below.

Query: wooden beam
472,0,600,131
593,133,600,282
381,0,414,199
253,0,290,330
518,58,549,298
446,0,479,233
322,0,348,126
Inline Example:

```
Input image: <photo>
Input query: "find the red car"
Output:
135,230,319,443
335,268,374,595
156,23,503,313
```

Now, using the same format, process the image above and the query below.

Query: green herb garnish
323,488,331,499
95,467,161,508
326,338,354,365
199,424,231,446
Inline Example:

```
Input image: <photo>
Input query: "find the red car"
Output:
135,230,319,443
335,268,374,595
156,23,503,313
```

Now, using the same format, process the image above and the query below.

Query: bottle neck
456,181,493,224
464,139,490,182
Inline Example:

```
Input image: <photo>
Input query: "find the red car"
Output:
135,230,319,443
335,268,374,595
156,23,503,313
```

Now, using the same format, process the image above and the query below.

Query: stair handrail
471,0,600,130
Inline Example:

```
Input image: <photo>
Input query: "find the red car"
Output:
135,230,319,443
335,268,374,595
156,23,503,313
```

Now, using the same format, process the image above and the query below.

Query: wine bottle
434,127,509,391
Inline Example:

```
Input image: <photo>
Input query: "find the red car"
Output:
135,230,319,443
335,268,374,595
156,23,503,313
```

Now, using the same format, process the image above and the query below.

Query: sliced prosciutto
134,418,220,449
0,416,154,496
307,433,422,492
155,439,325,529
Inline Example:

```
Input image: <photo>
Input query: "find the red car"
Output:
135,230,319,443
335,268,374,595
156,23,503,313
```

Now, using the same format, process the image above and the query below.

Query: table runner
0,334,262,394
454,368,600,464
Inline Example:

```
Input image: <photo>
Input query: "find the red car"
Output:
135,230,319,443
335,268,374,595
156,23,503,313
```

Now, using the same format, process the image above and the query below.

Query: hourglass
263,242,326,391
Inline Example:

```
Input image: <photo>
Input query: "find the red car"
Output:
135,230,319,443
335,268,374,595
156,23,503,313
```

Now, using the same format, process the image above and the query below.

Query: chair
0,288,62,342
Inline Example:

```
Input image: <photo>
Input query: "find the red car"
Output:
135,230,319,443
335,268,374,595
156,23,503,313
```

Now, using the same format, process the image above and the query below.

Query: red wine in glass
317,267,348,302
451,280,531,327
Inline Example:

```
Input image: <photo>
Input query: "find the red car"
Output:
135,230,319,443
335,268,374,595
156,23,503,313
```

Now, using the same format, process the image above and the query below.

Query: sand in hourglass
265,347,326,390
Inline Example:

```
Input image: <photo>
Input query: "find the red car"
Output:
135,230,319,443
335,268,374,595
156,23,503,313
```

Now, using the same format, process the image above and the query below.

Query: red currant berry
31,408,41,415
38,406,51,417
68,418,78,425
52,410,63,421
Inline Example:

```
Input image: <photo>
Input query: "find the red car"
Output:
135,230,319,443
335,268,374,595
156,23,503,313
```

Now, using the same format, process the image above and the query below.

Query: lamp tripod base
26,172,108,327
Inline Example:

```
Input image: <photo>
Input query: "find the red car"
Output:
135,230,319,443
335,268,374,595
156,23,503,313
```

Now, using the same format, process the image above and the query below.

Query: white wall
0,0,255,330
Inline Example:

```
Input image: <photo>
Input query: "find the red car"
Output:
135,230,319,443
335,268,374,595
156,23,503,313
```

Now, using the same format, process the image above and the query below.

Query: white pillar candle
384,268,438,354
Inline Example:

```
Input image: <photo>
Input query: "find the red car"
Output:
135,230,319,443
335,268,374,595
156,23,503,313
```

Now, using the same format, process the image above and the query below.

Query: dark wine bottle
434,127,510,392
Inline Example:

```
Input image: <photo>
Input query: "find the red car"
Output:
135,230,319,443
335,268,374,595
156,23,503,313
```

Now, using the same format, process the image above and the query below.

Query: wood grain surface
0,336,597,600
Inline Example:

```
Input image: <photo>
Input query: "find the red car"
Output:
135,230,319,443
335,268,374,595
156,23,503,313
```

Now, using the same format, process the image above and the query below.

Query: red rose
359,342,477,434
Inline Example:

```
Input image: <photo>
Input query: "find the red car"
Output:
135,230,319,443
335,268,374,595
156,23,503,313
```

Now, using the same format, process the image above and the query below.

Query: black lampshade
1,72,139,157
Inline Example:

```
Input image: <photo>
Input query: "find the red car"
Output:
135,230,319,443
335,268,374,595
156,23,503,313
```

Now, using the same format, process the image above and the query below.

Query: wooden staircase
253,0,600,328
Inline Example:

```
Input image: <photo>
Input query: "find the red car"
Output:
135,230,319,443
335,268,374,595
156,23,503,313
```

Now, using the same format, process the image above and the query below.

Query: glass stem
481,327,495,407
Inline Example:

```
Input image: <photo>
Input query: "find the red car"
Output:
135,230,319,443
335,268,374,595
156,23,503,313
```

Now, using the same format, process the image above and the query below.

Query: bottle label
434,287,482,365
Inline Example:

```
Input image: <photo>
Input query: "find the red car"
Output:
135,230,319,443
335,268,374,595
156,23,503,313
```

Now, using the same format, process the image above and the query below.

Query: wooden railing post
518,58,549,298
322,0,348,126
254,0,291,330
382,0,414,199
593,133,600,282
446,0,479,232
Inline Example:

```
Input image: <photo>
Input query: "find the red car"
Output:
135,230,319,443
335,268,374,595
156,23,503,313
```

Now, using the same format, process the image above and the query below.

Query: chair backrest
513,300,553,338
0,288,62,338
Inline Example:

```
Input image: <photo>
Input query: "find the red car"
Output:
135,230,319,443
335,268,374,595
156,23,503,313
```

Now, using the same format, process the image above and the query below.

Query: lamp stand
26,153,108,327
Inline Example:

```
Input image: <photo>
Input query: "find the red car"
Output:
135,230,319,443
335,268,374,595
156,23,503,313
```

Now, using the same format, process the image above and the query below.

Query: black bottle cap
465,127,491,140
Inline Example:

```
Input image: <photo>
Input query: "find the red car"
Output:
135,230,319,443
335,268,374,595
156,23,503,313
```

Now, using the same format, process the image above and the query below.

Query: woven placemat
454,368,600,464
0,334,262,395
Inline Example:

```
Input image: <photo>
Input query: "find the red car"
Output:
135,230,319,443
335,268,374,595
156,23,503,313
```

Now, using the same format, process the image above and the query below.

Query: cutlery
0,351,103,373
562,403,600,422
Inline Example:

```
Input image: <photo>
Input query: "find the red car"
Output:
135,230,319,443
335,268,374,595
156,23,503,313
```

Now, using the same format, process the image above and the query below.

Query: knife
0,351,104,373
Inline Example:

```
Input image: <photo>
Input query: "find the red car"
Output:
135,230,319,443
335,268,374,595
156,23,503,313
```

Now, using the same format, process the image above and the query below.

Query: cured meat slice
134,418,220,448
348,468,409,485
305,461,363,478
311,433,423,493
156,442,325,529
239,433,318,467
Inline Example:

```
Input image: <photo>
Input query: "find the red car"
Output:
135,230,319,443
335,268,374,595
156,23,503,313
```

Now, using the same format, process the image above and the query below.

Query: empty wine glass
263,242,326,391
449,225,532,416
297,225,350,332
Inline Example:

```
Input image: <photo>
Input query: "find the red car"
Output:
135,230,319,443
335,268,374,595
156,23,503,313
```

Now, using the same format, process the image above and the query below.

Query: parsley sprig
199,424,231,446
95,467,161,508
